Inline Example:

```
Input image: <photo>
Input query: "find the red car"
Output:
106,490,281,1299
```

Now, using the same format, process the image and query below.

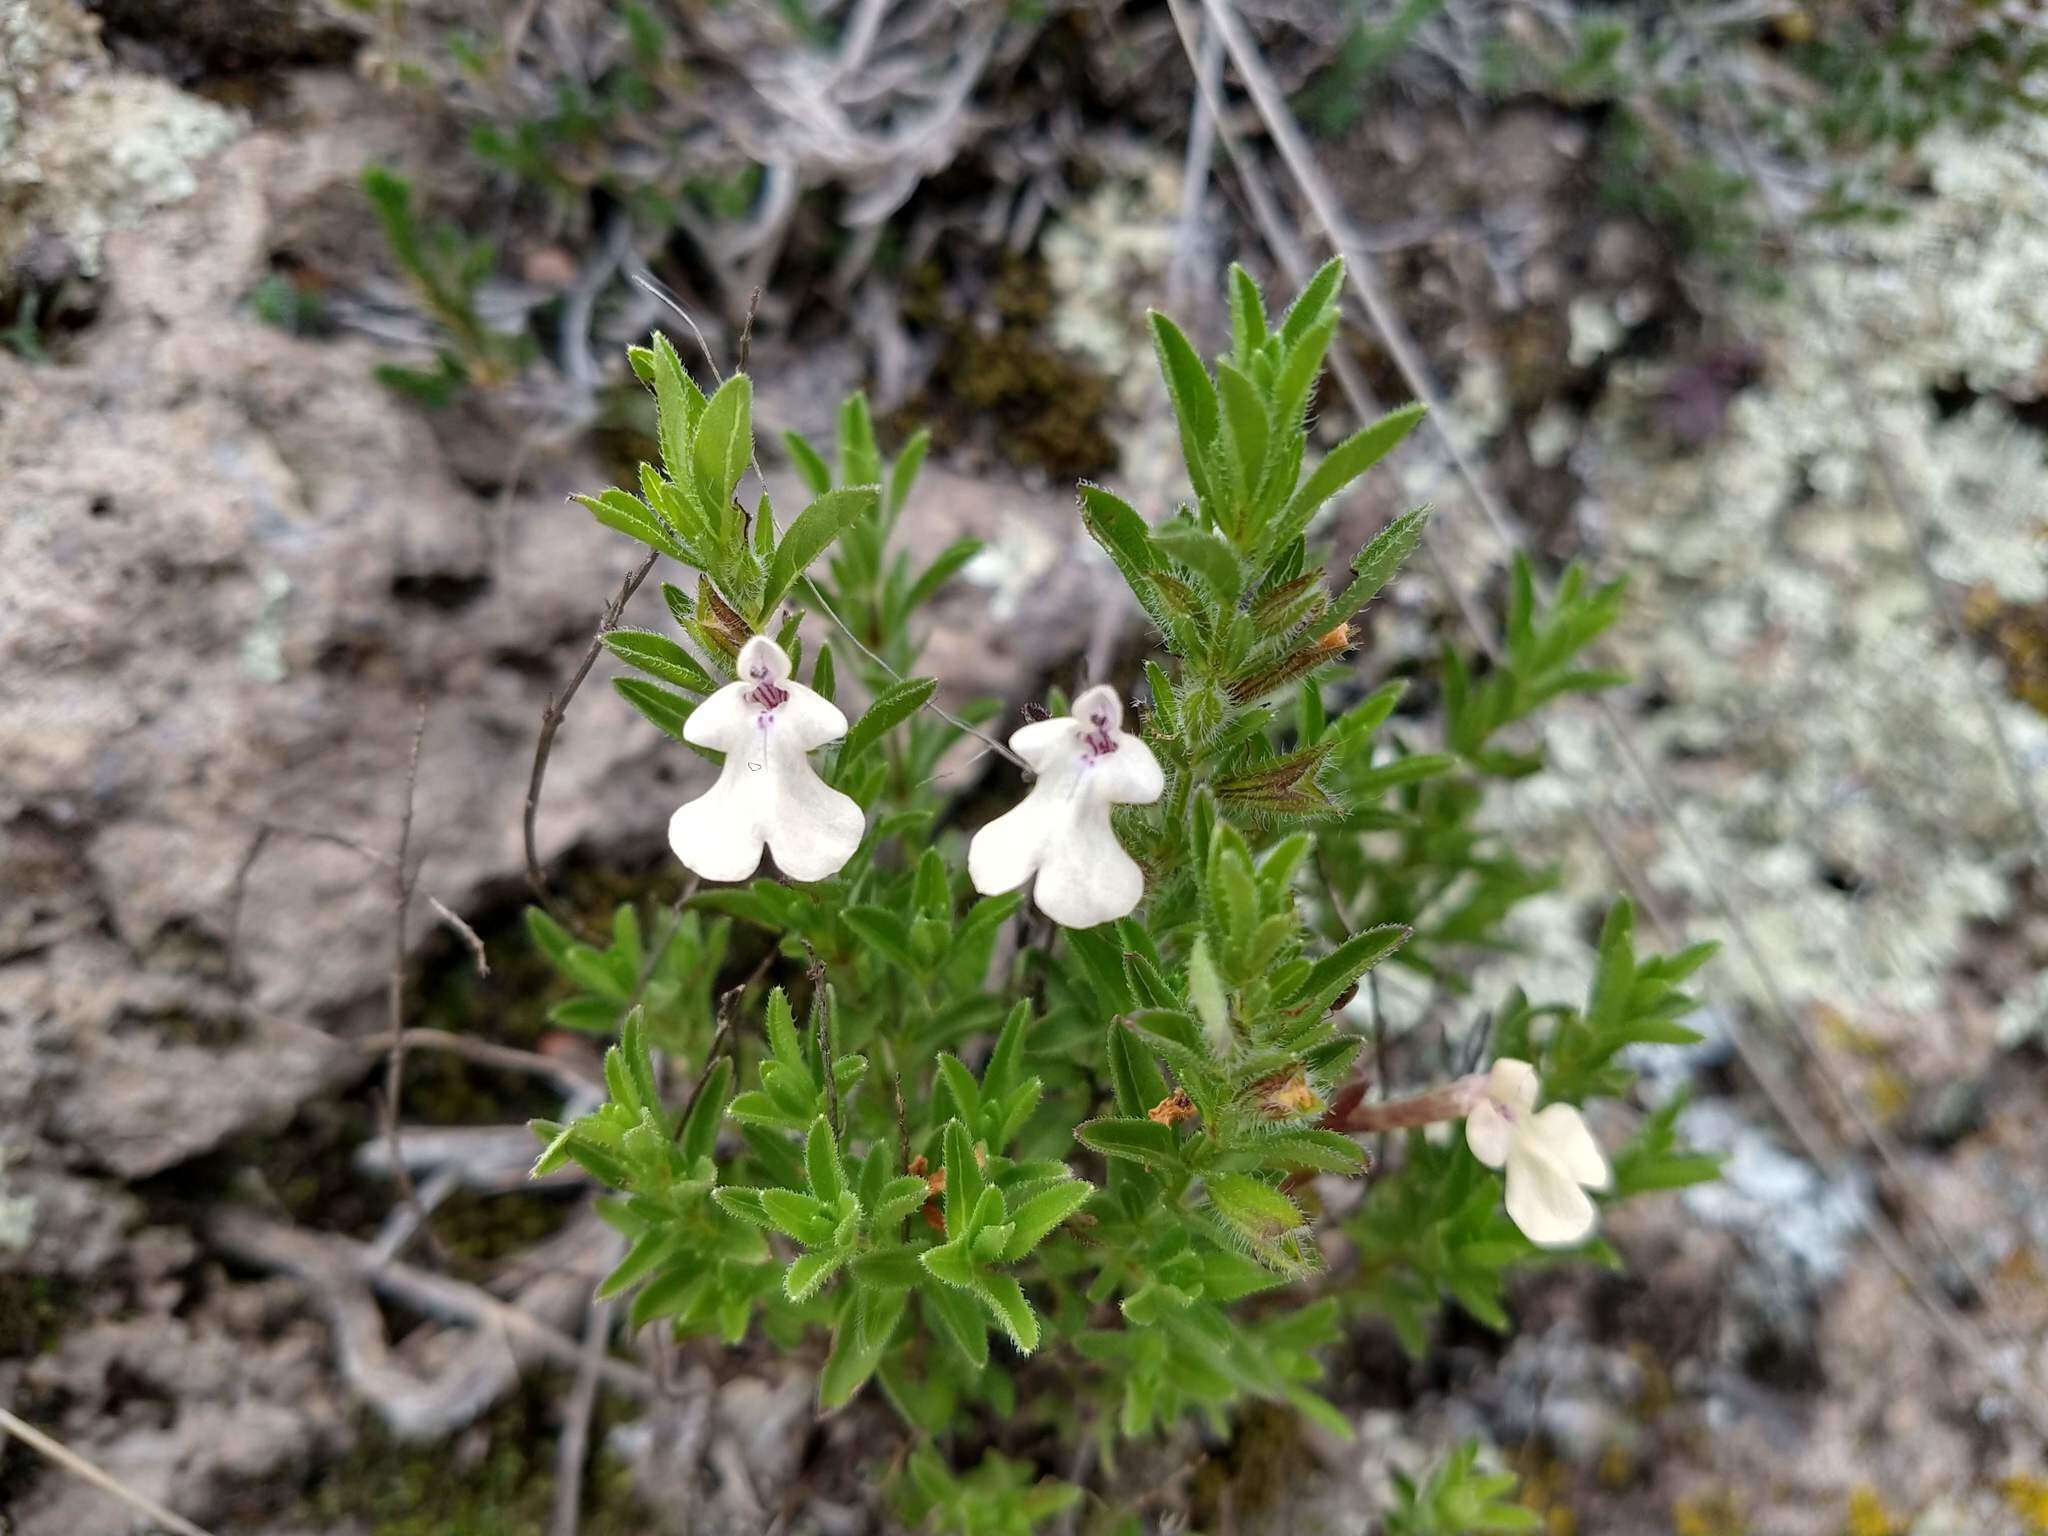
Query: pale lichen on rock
1,0,240,283
1490,114,2048,1048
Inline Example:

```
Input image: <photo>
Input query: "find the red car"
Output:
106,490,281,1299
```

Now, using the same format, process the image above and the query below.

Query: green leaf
1153,522,1243,605
922,1280,990,1370
1273,312,1337,432
1270,402,1427,554
614,677,695,742
1206,1173,1308,1260
603,628,715,693
852,1248,925,1289
900,536,983,618
759,1188,828,1243
975,1272,1039,1354
837,392,881,487
1227,263,1268,365
1279,257,1344,347
692,374,753,525
619,1010,661,1127
942,1119,983,1237
1333,506,1433,618
937,1054,982,1125
819,1289,901,1408
711,1186,773,1227
785,1247,845,1303
648,332,705,483
805,1117,846,1204
1106,1020,1168,1117
1296,923,1409,1013
837,675,936,770
782,429,832,496
886,427,930,520
921,1238,977,1290
1237,1128,1367,1174
1149,311,1220,503
597,1231,671,1301
572,490,688,563
1187,935,1229,1051
1001,1179,1091,1260
1078,482,1156,587
1075,1117,1180,1167
763,487,878,615
680,1057,730,1163
843,906,919,972
1215,360,1270,512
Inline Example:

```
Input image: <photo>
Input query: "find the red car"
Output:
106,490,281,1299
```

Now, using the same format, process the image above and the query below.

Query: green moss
400,859,671,1127
890,256,1119,479
187,1097,388,1239
1186,1401,1316,1528
0,1274,85,1357
133,1007,247,1050
290,1390,654,1536
433,1187,577,1266
589,381,662,494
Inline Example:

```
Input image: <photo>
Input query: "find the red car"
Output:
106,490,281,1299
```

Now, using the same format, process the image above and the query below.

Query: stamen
1081,713,1118,760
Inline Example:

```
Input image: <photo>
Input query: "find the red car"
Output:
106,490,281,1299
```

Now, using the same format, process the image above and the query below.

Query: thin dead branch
550,1297,615,1536
358,1028,601,1096
428,896,490,979
382,700,452,1270
0,1406,218,1536
523,549,661,926
208,1210,652,1436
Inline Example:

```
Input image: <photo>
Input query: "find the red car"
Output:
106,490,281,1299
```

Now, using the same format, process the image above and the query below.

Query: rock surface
0,58,1101,1533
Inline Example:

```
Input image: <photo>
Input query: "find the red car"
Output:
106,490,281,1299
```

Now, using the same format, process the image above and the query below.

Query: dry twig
550,1297,616,1536
209,1210,652,1430
382,700,452,1269
359,1028,600,1096
0,1406,218,1536
428,895,491,979
522,549,661,924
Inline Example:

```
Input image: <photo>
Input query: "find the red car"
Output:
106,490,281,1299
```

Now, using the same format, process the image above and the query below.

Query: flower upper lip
667,635,865,884
1465,1058,1611,1248
966,683,1163,929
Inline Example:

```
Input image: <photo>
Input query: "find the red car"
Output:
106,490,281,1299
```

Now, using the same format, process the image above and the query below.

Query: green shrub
526,260,1715,1532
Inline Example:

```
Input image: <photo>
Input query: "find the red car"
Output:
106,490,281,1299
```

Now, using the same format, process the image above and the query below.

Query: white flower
668,635,864,883
1464,1058,1611,1247
968,684,1163,929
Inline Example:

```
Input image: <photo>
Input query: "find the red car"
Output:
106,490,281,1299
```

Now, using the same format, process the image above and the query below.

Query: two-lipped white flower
968,684,1163,929
668,635,864,883
1464,1058,1610,1247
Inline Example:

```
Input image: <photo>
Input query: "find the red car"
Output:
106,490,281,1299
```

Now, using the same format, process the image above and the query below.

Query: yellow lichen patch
2002,1474,2048,1533
1813,1003,1889,1058
1810,1004,1910,1122
1628,1342,1677,1422
1862,1065,1912,1126
1596,1441,1637,1492
1964,582,2048,717
1506,1446,1575,1536
1673,1488,1747,1536
1843,1485,1902,1536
